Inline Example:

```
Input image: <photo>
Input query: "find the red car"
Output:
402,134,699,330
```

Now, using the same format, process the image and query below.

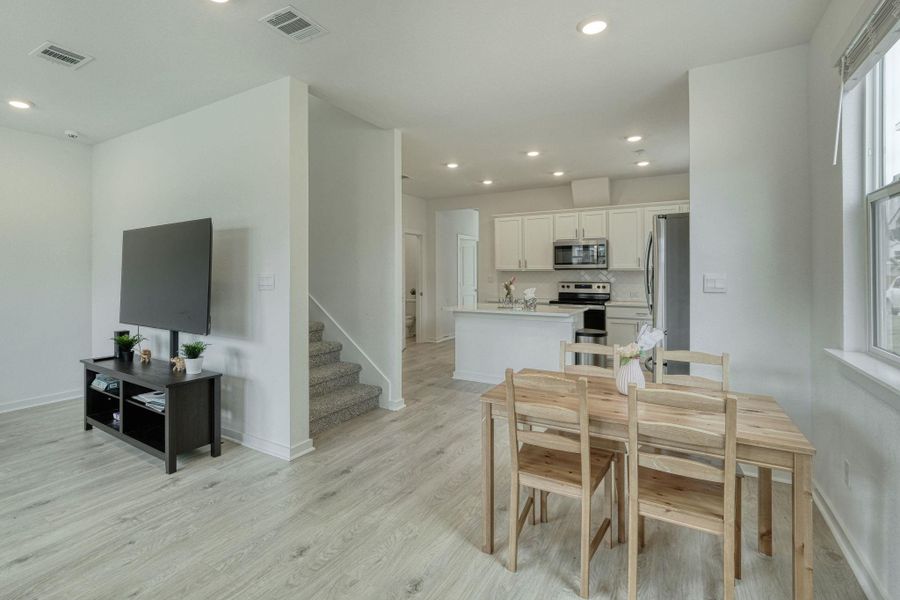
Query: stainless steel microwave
553,239,608,270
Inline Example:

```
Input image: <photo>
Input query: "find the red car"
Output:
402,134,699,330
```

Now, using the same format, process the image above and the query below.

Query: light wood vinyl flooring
0,341,865,599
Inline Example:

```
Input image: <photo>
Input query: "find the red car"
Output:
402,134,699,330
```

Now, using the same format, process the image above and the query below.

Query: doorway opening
403,231,424,349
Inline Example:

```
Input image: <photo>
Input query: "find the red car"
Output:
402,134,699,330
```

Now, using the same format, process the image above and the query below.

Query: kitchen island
449,303,587,384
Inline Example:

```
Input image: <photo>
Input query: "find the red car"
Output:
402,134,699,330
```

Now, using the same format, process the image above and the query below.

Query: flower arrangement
502,276,517,301
617,324,664,365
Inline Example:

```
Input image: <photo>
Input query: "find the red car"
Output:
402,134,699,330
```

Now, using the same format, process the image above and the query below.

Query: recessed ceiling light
636,161,650,167
482,179,493,185
210,0,229,3
553,171,565,177
526,151,541,157
626,135,643,143
8,100,32,110
578,18,608,35
446,163,459,169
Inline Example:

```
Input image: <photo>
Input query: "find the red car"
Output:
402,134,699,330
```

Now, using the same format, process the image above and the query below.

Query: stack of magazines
132,391,166,413
91,375,119,394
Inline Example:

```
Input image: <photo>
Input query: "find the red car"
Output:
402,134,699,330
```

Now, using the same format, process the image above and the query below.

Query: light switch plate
703,273,727,293
257,273,275,291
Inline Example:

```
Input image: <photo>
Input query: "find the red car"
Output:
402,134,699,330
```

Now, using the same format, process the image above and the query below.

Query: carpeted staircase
308,320,381,435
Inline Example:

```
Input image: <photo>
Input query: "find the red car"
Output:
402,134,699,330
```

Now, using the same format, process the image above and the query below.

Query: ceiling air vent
29,42,94,70
259,6,326,43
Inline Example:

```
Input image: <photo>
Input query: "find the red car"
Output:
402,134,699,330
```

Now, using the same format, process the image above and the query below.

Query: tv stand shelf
81,356,221,474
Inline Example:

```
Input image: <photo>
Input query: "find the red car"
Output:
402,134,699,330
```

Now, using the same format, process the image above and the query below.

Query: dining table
480,368,816,600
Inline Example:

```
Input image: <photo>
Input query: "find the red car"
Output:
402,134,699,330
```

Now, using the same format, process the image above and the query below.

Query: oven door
554,240,607,269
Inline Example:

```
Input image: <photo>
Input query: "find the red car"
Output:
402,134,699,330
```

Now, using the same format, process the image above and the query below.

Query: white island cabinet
450,304,586,384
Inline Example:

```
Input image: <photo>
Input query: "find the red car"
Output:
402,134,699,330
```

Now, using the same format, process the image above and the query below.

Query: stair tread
309,361,362,386
309,340,341,356
309,320,325,332
310,383,381,420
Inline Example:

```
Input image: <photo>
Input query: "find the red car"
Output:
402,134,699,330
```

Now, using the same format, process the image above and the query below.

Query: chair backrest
654,349,730,391
560,341,620,378
505,369,591,489
628,385,736,518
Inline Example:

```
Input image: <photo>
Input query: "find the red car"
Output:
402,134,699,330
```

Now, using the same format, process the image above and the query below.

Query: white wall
809,1,898,597
420,175,688,340
91,78,311,460
403,193,427,233
0,127,92,412
435,209,479,339
308,95,404,410
689,46,813,436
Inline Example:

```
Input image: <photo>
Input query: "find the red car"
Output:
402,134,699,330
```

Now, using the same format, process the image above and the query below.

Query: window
867,39,900,361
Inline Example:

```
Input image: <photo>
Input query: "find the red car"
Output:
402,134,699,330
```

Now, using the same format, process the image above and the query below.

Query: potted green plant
112,333,145,362
181,341,210,375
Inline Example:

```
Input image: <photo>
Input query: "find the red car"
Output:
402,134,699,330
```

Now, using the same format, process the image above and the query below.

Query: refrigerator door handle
644,233,653,313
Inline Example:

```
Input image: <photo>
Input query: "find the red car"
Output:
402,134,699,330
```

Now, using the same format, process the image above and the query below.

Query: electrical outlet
844,460,851,488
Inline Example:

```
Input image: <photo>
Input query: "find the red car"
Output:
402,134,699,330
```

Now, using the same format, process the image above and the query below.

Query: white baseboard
813,483,888,600
222,428,315,462
0,389,80,414
453,370,501,385
383,396,405,411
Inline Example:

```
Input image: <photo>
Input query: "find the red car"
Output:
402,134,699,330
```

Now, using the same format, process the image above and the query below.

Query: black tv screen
119,218,212,335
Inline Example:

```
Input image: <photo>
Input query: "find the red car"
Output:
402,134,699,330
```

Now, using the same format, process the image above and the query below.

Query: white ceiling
0,0,828,199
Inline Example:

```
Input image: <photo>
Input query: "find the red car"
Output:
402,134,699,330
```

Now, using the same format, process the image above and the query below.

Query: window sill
824,348,900,408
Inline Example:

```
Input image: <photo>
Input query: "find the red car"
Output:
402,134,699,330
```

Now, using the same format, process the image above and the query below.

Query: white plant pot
184,357,203,375
616,358,646,395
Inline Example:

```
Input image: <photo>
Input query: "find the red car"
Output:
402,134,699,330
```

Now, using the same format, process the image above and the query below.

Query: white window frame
866,180,900,366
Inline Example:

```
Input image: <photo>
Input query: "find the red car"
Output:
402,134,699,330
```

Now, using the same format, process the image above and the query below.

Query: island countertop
448,303,588,318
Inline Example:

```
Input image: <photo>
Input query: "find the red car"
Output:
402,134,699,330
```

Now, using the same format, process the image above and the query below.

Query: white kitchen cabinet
494,217,523,270
642,203,682,256
581,210,608,239
606,305,653,346
606,319,637,347
678,202,690,213
553,212,580,241
607,208,642,270
522,215,554,270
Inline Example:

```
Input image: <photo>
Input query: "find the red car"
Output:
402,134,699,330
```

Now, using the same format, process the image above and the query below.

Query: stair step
309,320,325,343
309,340,342,367
310,361,362,397
310,383,381,435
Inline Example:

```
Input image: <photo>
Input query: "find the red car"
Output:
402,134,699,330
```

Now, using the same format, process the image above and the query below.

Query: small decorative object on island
139,349,152,364
181,341,210,375
523,287,538,311
170,356,186,373
502,276,517,307
615,324,664,395
112,333,146,362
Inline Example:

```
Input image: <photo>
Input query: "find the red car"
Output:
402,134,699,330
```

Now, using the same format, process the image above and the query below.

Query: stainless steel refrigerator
644,212,690,374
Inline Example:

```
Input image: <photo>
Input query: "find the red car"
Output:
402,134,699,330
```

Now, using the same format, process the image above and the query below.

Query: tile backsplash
489,270,646,302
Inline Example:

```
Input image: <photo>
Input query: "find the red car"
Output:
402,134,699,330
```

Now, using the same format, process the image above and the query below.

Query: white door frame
403,230,425,343
457,234,478,306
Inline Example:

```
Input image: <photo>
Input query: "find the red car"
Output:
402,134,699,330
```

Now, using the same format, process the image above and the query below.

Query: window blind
840,0,900,87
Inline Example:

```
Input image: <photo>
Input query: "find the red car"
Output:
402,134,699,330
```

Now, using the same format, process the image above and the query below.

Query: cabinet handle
524,259,528,269
518,259,522,269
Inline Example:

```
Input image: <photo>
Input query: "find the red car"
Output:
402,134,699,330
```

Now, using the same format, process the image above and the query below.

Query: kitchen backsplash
489,270,646,303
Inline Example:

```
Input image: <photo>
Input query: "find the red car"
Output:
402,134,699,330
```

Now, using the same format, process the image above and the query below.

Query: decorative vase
184,357,203,375
616,358,645,395
118,348,134,362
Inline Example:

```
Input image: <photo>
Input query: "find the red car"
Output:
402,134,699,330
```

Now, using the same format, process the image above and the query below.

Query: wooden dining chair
654,348,730,391
627,384,738,600
505,369,615,599
560,341,621,378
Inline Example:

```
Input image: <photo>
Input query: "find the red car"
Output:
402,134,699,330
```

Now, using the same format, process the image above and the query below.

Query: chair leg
735,477,742,580
580,494,590,599
540,491,549,523
628,511,639,600
530,487,537,525
606,470,615,548
508,478,519,572
638,516,645,552
616,455,626,543
723,497,736,600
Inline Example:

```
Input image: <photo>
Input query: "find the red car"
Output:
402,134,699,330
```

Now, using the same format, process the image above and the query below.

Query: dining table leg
482,403,495,554
758,467,773,556
792,454,813,600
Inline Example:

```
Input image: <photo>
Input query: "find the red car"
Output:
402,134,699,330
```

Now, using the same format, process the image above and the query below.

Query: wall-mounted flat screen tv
119,218,212,335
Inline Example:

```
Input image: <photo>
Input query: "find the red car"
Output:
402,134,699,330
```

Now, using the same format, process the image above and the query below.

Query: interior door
458,236,478,307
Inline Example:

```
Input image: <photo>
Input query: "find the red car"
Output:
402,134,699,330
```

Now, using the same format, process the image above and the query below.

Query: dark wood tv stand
81,357,222,474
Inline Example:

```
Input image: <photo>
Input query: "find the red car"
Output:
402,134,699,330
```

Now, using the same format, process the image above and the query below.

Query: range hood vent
29,42,93,70
259,6,327,43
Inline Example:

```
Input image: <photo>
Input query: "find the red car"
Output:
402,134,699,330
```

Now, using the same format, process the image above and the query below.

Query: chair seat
637,466,727,535
518,444,614,498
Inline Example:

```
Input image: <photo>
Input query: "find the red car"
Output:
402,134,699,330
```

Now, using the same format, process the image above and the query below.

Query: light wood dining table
480,368,816,600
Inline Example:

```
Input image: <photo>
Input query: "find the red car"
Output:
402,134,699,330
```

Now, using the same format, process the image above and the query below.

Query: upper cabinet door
581,210,608,239
522,215,554,270
553,213,580,241
607,208,642,270
494,217,523,270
